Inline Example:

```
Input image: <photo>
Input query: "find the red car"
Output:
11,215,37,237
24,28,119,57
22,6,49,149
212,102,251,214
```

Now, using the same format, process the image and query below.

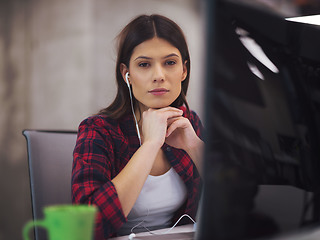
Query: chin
142,97,179,110
149,105,169,109
148,101,173,109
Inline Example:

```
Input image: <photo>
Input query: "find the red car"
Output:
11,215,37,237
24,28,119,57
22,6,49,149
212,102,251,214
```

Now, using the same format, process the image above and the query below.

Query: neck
134,103,148,123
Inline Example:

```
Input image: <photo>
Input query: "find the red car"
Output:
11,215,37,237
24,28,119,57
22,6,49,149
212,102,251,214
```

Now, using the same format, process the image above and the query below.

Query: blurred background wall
0,0,206,239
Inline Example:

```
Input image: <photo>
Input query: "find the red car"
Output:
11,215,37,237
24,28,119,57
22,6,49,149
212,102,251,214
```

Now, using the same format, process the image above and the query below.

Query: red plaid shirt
72,107,203,239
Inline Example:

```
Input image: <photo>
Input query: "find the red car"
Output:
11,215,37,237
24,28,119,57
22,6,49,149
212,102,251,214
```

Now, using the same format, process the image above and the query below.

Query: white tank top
118,167,187,235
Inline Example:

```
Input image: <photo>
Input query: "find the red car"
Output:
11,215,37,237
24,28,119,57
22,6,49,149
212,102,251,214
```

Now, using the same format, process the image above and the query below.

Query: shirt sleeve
189,110,203,216
71,116,126,239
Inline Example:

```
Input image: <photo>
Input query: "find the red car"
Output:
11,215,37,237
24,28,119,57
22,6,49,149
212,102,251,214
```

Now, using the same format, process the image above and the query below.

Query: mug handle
23,220,47,240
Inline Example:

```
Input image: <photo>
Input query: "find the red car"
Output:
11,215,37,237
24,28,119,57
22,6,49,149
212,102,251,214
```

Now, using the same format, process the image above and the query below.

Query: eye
138,62,150,67
165,60,176,66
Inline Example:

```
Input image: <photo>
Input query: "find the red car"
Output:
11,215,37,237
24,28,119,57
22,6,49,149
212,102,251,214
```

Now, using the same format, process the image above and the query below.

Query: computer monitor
196,0,320,239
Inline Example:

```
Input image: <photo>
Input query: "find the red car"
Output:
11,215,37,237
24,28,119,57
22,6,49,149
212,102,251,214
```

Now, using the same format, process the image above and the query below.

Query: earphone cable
131,213,196,236
127,84,141,145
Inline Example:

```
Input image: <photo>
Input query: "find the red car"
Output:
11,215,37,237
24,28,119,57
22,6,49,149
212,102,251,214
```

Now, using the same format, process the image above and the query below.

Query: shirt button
166,147,171,152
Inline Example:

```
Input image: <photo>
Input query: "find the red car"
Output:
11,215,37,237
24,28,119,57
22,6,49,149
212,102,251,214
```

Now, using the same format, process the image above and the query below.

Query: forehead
130,37,182,60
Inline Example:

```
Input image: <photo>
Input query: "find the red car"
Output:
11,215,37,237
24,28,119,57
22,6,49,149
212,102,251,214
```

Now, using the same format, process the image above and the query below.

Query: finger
150,108,183,122
167,116,184,127
166,118,188,137
149,107,183,116
164,113,184,125
153,106,183,112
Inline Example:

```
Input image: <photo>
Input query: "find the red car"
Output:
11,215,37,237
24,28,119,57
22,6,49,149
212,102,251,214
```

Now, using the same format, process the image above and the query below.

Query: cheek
169,82,182,101
130,71,149,85
132,80,146,95
172,67,186,82
130,80,146,101
129,74,144,91
131,84,142,99
175,84,182,96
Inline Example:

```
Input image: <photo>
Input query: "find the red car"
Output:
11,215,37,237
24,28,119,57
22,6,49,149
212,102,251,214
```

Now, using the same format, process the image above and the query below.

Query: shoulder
77,114,134,140
77,115,126,141
79,115,119,130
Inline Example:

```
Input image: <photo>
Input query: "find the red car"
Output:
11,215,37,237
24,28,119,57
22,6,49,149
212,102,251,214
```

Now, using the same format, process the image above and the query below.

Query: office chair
23,130,77,240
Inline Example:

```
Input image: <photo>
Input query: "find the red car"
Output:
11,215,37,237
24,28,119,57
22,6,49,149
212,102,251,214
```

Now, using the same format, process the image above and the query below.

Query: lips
148,88,169,96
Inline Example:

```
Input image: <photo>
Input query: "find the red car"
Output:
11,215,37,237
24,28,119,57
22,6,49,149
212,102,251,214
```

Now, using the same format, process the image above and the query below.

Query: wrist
186,138,204,175
185,138,204,160
141,139,163,150
186,138,204,154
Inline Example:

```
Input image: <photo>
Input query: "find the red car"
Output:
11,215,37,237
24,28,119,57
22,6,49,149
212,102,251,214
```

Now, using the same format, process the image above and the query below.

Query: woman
72,14,204,239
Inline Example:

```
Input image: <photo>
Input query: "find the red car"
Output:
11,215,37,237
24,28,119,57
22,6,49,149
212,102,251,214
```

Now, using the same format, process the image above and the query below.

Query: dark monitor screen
196,0,320,239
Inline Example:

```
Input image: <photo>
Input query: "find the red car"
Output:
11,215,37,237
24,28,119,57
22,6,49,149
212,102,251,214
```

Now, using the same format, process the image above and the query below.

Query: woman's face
123,37,187,112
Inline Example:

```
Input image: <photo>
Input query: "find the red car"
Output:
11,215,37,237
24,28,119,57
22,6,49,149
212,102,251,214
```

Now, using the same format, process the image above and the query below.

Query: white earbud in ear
125,72,130,88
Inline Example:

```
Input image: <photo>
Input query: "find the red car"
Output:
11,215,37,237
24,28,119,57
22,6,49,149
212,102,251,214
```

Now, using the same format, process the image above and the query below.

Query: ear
181,60,188,82
120,63,130,85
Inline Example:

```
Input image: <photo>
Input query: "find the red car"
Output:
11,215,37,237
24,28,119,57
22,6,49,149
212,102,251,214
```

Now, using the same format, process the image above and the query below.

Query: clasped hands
140,107,202,154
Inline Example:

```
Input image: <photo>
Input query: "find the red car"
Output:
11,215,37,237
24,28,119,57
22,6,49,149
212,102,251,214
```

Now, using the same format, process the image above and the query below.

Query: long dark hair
98,14,191,118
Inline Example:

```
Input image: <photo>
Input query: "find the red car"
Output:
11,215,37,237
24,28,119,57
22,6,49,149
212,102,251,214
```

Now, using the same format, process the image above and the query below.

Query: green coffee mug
23,204,97,240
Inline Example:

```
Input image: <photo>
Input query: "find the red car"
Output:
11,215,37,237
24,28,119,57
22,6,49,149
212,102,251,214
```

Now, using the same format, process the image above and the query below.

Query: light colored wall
0,1,206,239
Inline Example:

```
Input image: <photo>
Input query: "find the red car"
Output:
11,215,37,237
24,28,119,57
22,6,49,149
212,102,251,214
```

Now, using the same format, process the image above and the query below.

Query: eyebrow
134,53,180,61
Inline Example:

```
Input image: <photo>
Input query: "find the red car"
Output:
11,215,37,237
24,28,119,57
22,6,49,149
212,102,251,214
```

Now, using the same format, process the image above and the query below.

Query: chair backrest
23,130,77,239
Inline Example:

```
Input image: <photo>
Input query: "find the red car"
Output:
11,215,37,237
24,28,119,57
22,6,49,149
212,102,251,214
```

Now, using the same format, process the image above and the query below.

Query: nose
153,64,165,83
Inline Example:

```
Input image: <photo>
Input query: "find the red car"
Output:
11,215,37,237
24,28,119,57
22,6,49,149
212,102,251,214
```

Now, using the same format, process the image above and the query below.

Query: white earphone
128,233,136,240
125,72,141,145
127,214,196,239
125,72,130,88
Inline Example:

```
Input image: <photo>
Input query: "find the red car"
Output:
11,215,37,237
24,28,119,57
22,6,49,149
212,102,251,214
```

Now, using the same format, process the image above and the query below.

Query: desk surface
110,223,320,240
271,227,320,240
110,224,195,240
